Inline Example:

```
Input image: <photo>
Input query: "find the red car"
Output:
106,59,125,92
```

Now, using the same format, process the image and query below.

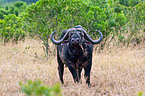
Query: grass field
0,39,145,96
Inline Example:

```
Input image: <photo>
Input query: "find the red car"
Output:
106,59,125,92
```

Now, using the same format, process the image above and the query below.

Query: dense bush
22,0,128,54
0,1,27,19
25,0,127,37
0,0,144,51
0,14,26,43
0,1,27,43
132,2,145,25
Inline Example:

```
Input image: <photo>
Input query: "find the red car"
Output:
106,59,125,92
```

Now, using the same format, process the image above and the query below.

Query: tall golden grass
0,38,144,96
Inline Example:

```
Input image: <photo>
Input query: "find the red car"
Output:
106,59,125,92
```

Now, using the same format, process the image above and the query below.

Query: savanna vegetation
0,0,145,96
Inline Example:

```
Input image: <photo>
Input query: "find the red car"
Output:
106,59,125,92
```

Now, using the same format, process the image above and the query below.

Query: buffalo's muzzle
71,38,80,45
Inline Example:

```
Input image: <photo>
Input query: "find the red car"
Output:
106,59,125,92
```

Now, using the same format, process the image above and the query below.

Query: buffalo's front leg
78,67,82,81
57,55,64,84
68,65,80,83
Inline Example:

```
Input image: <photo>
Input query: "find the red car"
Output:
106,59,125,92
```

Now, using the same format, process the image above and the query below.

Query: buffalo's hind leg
57,55,64,84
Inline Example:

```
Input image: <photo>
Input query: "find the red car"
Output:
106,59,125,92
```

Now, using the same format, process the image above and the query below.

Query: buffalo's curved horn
50,31,62,45
80,28,103,44
50,28,75,45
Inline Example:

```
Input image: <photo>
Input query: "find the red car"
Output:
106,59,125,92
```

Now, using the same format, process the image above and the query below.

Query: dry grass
0,39,145,96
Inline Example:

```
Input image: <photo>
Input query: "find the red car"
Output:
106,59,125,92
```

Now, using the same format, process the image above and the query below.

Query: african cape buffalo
50,25,103,85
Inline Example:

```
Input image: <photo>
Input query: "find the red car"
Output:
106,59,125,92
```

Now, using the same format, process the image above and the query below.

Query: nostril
71,39,74,42
71,38,79,44
76,39,80,42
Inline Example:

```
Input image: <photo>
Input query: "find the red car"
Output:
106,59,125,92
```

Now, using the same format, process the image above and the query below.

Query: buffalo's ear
61,40,69,45
85,41,91,45
62,40,69,43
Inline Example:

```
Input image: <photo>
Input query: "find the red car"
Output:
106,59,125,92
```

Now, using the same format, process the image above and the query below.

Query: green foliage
23,0,64,56
137,92,145,96
118,0,144,7
0,1,27,19
56,0,127,37
119,0,129,6
132,2,145,25
0,9,7,19
0,14,26,42
113,1,145,26
19,80,62,96
13,1,27,12
0,1,27,43
14,1,26,8
123,1,145,45
0,0,144,51
23,0,128,54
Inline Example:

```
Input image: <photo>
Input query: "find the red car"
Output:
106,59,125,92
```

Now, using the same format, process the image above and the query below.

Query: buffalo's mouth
72,43,84,53
71,38,80,45
72,44,80,49
73,45,80,50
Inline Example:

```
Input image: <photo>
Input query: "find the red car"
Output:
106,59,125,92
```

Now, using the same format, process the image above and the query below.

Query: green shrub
137,91,145,96
133,2,145,25
19,80,62,96
0,0,144,49
23,0,127,54
0,14,26,42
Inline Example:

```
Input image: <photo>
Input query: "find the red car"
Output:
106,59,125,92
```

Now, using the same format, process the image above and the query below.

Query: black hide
51,25,102,86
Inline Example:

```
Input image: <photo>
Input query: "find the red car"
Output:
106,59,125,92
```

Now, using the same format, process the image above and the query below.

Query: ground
0,39,145,96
